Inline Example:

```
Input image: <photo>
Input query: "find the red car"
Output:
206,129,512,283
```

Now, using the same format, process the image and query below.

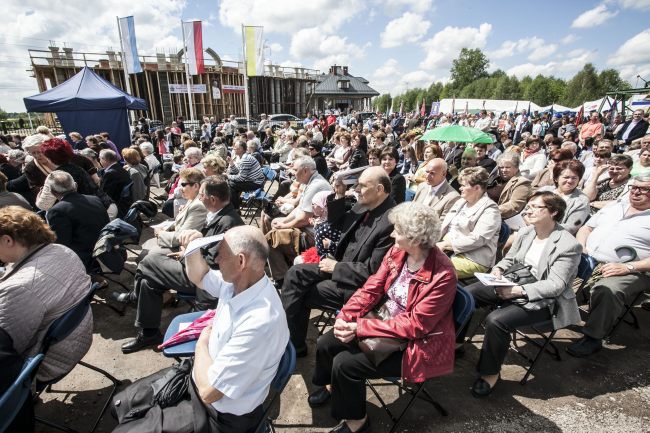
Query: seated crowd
0,107,649,433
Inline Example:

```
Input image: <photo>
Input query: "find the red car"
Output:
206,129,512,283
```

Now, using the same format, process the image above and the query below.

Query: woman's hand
322,238,331,249
491,267,503,278
495,285,525,299
333,319,357,343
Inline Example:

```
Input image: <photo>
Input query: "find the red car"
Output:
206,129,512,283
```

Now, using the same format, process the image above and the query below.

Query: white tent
539,103,571,112
571,96,623,113
438,98,542,114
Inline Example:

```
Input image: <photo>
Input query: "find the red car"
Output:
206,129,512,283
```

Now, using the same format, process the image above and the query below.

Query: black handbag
501,263,538,305
357,303,407,366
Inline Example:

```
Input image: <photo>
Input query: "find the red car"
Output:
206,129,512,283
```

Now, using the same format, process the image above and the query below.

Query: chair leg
366,380,397,424
418,387,449,417
604,292,644,342
519,330,558,385
78,361,122,433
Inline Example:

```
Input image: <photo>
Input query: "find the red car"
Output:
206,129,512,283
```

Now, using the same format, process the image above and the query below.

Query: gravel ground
33,187,650,433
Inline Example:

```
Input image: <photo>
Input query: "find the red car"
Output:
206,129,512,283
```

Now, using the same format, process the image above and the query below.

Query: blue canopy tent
23,66,147,150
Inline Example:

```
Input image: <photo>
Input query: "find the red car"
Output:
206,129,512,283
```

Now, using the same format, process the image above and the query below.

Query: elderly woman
1,149,26,180
122,148,148,202
530,148,573,191
0,206,93,383
309,202,457,433
437,167,502,279
380,147,406,204
464,192,582,397
519,137,547,180
538,160,590,235
583,154,633,214
327,132,353,171
201,154,227,177
487,153,532,226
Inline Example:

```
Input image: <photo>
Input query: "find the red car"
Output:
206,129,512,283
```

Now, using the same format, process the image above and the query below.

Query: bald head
224,225,269,265
356,166,391,209
426,158,448,187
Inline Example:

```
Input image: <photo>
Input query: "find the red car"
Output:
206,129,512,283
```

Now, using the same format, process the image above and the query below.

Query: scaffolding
28,46,319,124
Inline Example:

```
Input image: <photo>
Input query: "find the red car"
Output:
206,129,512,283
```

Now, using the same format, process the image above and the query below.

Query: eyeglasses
628,185,650,195
180,182,197,187
523,204,547,212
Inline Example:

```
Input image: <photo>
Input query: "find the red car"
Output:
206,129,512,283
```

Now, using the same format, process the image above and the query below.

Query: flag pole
181,20,195,122
241,24,251,130
116,16,135,122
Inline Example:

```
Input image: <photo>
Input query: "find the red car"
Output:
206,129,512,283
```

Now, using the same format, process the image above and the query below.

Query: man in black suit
474,142,497,174
616,110,649,147
120,175,244,353
98,149,132,215
281,166,396,356
44,170,109,268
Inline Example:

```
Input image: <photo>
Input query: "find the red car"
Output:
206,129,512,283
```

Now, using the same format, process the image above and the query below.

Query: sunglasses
180,182,197,187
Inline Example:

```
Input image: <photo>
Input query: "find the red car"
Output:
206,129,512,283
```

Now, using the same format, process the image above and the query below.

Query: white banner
169,84,206,94
222,84,246,94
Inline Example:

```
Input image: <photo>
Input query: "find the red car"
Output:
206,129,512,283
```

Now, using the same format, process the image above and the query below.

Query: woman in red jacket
309,202,457,433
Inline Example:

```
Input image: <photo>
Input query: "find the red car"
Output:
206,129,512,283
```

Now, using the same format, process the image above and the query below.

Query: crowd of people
0,104,649,433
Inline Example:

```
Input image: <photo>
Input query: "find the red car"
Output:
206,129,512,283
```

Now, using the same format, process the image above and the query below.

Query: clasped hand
333,319,357,343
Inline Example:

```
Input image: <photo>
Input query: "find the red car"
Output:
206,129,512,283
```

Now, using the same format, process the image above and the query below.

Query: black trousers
134,252,216,330
465,281,551,376
281,264,354,352
313,330,403,420
228,179,263,209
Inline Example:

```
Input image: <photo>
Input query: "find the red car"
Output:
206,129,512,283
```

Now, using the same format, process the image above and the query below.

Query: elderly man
44,170,109,269
265,156,332,282
281,166,396,356
98,149,132,215
227,139,265,210
413,158,460,221
120,175,244,353
186,225,289,431
567,174,650,357
616,110,649,147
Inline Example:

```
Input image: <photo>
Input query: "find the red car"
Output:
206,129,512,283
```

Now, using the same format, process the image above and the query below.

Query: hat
554,113,562,118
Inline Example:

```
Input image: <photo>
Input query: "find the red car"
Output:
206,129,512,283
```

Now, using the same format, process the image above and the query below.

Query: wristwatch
625,263,636,273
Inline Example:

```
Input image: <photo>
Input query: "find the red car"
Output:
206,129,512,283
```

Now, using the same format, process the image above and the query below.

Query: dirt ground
34,190,650,433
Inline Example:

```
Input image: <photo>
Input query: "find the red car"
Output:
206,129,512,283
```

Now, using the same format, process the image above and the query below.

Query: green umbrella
420,125,493,143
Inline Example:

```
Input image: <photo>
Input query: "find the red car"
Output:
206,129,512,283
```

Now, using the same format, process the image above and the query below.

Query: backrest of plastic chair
263,166,276,181
0,353,44,433
41,283,99,355
497,222,511,247
270,342,296,392
453,285,475,338
577,254,597,281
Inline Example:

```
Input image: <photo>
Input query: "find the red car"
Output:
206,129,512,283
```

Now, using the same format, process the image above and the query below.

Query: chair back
254,342,296,433
41,283,100,355
577,254,597,282
497,222,511,247
453,285,475,338
0,354,44,433
262,165,277,181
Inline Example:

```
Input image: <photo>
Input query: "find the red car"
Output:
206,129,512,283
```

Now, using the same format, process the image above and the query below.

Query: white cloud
371,59,440,95
619,0,650,10
219,0,364,34
289,27,367,73
560,34,578,45
419,23,492,71
380,12,431,48
269,43,283,53
489,37,556,62
607,28,650,66
506,49,598,78
378,0,434,14
572,4,619,28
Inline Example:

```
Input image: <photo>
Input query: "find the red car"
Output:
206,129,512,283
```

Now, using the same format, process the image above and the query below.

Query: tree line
374,48,631,113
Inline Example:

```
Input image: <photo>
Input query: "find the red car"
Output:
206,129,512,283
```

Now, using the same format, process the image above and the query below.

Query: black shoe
566,336,602,358
111,291,137,305
471,377,498,398
308,387,331,408
121,331,162,354
328,418,370,433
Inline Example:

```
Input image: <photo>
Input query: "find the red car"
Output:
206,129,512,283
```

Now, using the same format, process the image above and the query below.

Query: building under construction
28,46,320,124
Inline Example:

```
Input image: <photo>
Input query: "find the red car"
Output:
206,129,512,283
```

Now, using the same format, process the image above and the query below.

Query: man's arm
193,326,224,404
575,225,593,250
273,209,312,229
185,250,210,290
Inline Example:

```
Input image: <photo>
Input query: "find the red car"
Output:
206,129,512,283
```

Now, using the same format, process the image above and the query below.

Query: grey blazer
157,196,207,248
495,225,582,329
538,186,590,235
413,180,460,222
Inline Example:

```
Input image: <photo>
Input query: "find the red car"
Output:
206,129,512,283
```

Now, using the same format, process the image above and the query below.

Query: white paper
504,213,527,230
475,273,516,287
184,234,224,257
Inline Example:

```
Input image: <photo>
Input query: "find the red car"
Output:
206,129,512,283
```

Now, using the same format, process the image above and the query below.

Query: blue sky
1,0,649,112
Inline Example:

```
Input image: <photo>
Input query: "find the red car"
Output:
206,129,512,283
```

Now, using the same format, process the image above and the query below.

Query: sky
1,0,650,113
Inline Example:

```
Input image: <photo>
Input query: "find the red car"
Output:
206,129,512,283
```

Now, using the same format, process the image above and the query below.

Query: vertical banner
420,98,426,116
183,21,205,75
118,16,142,74
430,101,440,116
244,26,265,76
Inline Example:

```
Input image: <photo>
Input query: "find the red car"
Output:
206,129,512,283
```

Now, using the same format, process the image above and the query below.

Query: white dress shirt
198,272,289,415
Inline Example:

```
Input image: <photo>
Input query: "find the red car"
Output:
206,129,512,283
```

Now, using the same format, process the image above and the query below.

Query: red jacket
338,246,457,382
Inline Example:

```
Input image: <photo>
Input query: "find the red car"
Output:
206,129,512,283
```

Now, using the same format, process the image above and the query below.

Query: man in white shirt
186,225,290,431
474,110,492,132
569,175,650,357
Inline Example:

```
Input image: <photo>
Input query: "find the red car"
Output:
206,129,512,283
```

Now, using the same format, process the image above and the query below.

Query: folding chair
35,283,122,433
510,254,597,385
315,308,337,336
366,285,475,433
0,354,44,433
254,342,296,433
604,290,645,342
242,166,278,226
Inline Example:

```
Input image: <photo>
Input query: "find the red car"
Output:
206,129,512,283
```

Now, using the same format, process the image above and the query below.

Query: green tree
563,63,601,106
373,94,392,112
450,48,490,91
0,107,7,121
492,75,522,99
598,69,630,94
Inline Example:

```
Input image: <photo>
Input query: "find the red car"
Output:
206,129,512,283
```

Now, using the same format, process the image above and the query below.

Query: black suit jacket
331,196,396,293
616,119,649,145
100,163,132,213
46,192,109,267
201,202,245,263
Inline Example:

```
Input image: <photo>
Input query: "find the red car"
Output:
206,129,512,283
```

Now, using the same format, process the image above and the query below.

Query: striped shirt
228,153,264,184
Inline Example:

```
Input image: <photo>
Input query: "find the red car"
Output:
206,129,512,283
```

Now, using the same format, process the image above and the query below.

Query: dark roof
313,69,379,97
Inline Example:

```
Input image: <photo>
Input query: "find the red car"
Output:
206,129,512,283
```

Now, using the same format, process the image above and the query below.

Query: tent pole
181,21,195,122
241,24,251,130
116,16,135,123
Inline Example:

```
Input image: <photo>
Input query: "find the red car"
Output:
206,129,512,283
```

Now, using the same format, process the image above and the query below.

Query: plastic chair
366,285,474,433
241,166,278,225
0,354,44,433
35,283,122,433
162,311,204,359
254,342,296,433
